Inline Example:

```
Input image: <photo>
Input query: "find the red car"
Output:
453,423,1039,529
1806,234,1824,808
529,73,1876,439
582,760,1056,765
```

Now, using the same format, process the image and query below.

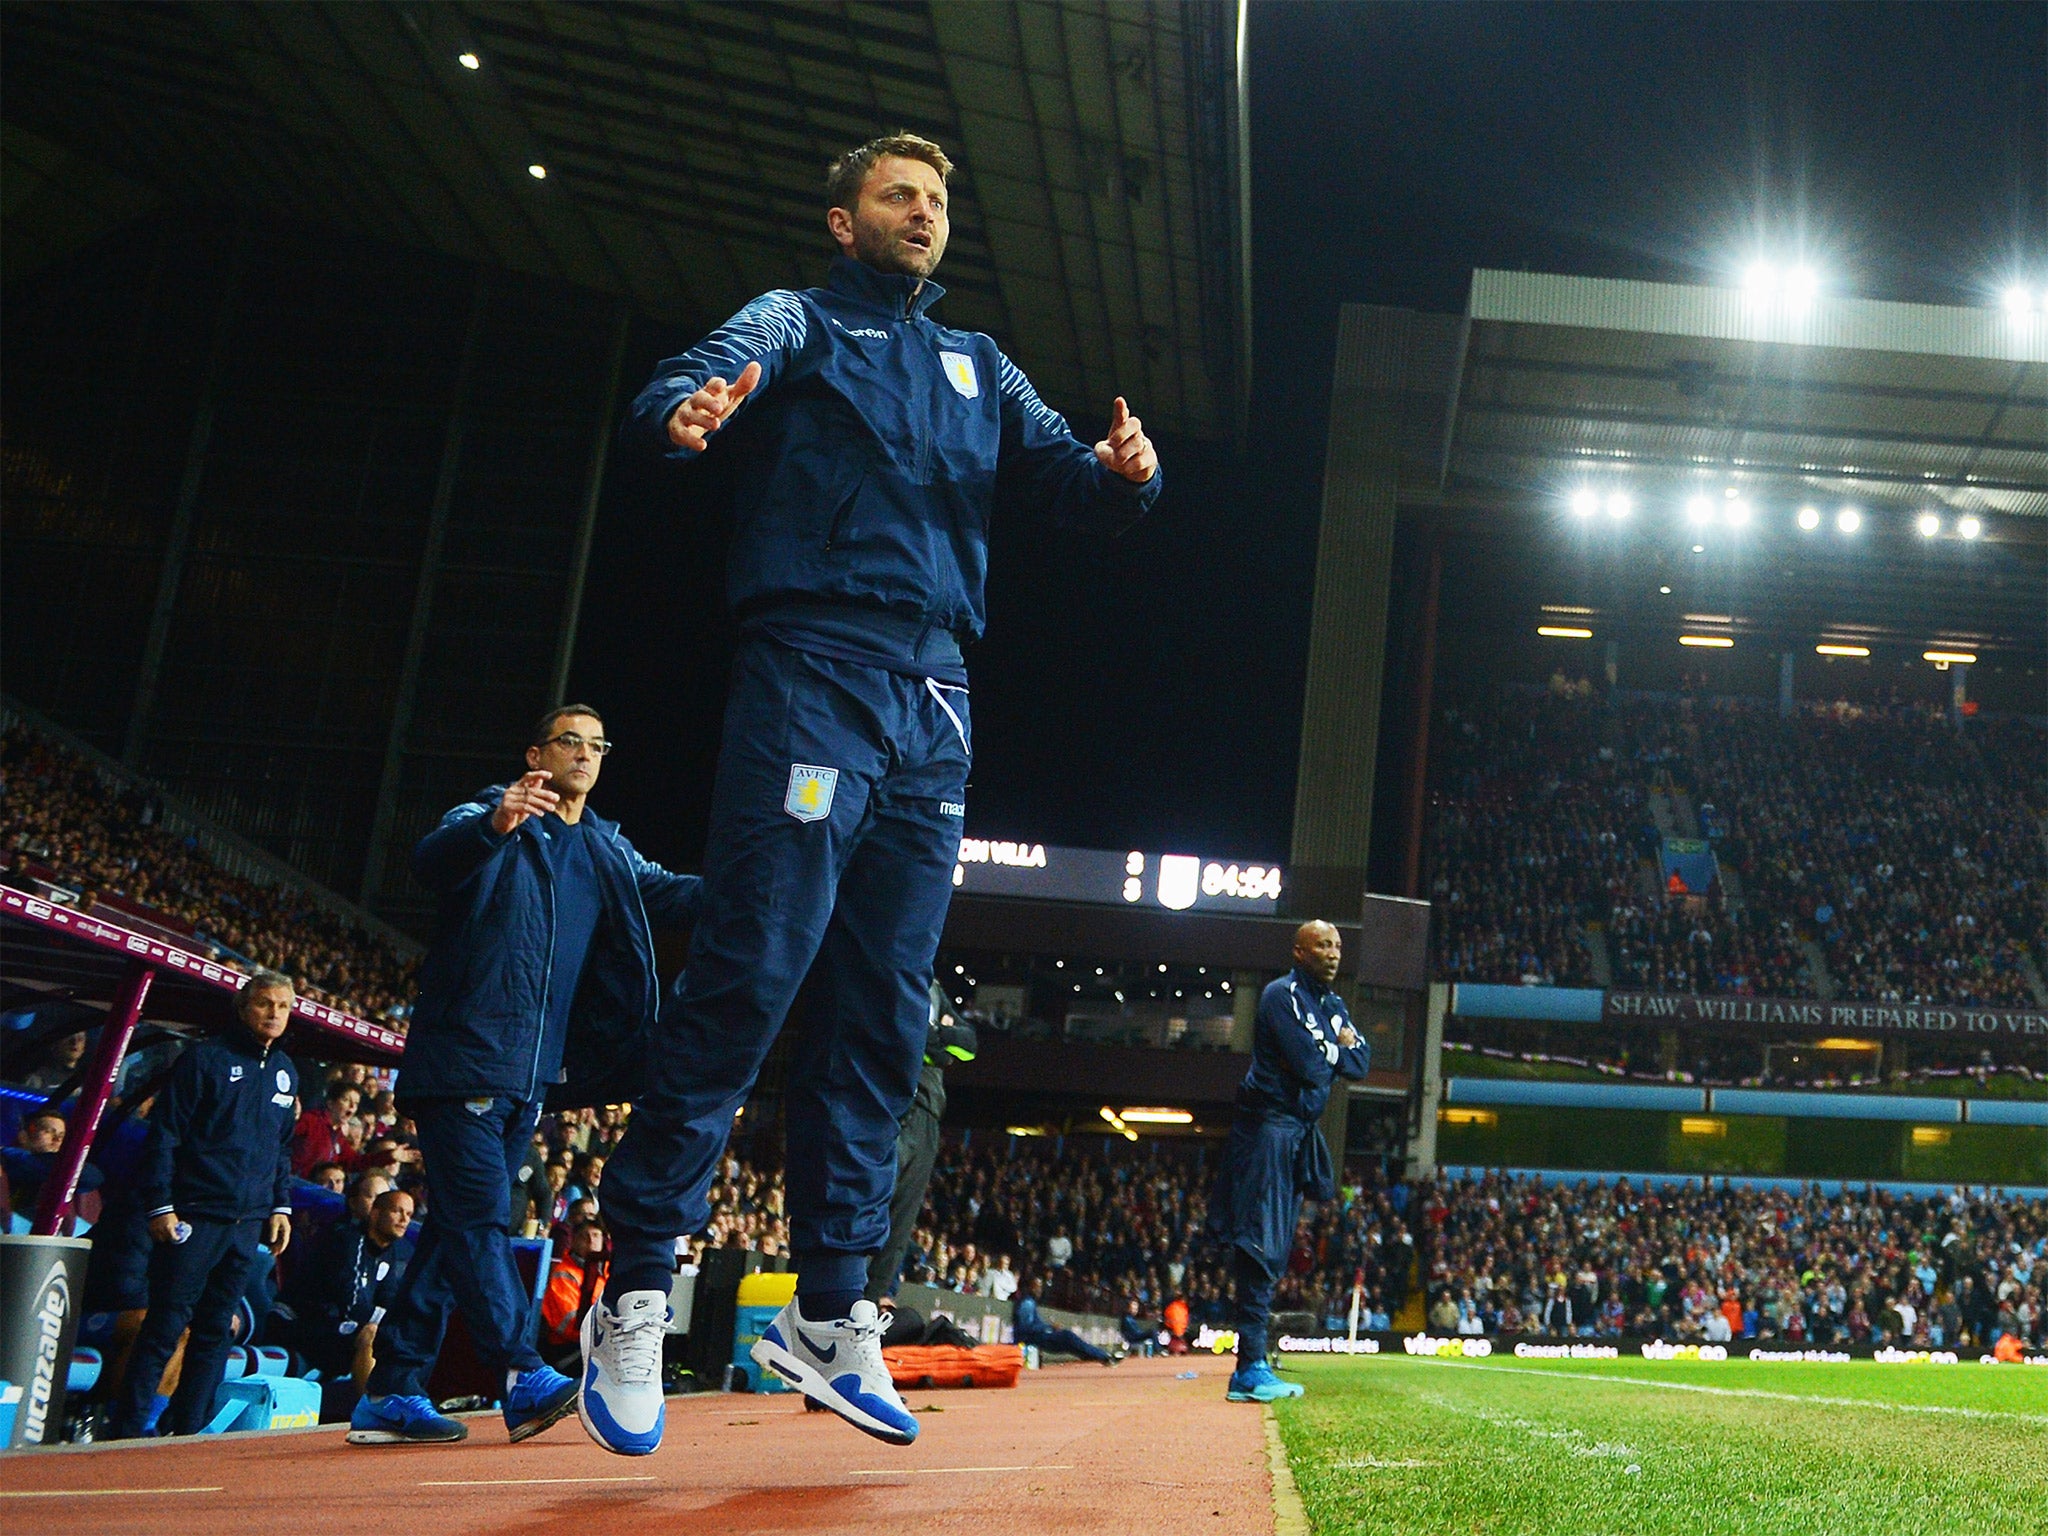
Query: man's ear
525,745,541,772
826,205,856,253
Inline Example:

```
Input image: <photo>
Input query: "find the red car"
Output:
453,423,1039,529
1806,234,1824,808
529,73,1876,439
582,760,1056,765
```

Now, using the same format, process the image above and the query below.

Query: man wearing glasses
349,706,701,1447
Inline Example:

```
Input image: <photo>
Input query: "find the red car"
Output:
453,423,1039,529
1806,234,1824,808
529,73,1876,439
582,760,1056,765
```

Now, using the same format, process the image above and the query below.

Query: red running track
0,1354,1276,1535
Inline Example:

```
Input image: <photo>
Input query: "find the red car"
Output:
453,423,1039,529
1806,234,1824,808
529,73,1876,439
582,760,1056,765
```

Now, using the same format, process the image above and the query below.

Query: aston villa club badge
785,764,840,823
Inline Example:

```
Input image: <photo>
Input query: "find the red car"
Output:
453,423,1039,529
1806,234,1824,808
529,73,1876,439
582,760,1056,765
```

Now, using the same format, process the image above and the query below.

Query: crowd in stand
0,721,419,1022
1428,688,2047,1008
1416,1170,2046,1351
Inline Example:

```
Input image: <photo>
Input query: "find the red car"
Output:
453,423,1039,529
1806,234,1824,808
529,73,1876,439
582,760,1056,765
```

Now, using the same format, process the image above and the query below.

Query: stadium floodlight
1685,494,1716,525
1679,635,1734,648
1120,1107,1194,1124
1537,626,1594,639
458,51,481,69
1725,498,1754,528
1796,506,1822,531
1816,643,1870,657
1569,488,1600,517
1691,544,1705,554
2003,284,2035,318
1915,512,1941,537
1923,649,1977,665
1784,265,1820,304
527,163,547,179
1836,508,1861,533
1605,491,1633,519
1957,515,1982,539
1658,585,1672,594
1743,260,1777,299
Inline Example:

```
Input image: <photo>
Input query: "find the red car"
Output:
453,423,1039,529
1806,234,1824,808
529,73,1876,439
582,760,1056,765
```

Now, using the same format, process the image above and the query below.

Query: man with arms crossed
582,132,1160,1453
348,707,700,1445
1208,921,1370,1403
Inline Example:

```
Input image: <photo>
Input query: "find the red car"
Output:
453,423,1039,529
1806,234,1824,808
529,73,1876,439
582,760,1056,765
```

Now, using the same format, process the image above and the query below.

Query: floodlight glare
528,163,547,179
1816,643,1870,658
2003,285,2035,318
1685,494,1716,525
1743,260,1777,298
1785,265,1820,303
1915,512,1941,537
1605,492,1633,519
1924,650,1977,666
1569,488,1599,518
458,51,481,69
1679,635,1734,648
1796,507,1822,531
1537,626,1594,639
1725,498,1754,528
1957,515,1982,539
1836,508,1861,533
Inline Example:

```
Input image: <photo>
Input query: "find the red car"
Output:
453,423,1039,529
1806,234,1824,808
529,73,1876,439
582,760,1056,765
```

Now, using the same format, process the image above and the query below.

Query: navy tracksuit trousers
366,1095,544,1398
605,639,969,1301
110,1217,265,1437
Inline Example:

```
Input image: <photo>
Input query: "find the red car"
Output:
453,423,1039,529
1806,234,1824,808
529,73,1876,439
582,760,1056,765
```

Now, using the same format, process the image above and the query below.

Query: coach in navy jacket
589,133,1161,1455
1208,921,1371,1388
110,971,299,1438
402,777,702,1110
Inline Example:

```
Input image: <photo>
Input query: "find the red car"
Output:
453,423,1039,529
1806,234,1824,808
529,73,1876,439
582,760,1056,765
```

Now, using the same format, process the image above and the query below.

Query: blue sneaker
750,1298,917,1445
1226,1361,1306,1403
578,1289,669,1456
504,1363,580,1443
347,1393,468,1445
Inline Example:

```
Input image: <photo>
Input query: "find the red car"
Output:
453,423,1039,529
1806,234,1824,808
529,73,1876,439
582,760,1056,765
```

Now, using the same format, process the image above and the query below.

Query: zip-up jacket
625,256,1163,677
1238,967,1372,1123
398,788,703,1107
137,1025,297,1223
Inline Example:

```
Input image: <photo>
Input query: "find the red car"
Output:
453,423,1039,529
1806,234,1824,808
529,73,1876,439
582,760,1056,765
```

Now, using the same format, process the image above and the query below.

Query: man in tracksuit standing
1208,921,1370,1404
347,707,702,1447
581,131,1160,1454
109,970,299,1438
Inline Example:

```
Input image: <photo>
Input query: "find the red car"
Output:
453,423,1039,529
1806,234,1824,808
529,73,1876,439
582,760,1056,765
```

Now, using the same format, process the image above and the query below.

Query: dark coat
399,788,702,1107
136,1026,297,1222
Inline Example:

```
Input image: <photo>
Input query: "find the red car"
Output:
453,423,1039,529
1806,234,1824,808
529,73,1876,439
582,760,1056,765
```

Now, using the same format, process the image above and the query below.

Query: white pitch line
417,1475,659,1487
0,1486,225,1499
847,1464,1075,1476
1426,1360,2048,1425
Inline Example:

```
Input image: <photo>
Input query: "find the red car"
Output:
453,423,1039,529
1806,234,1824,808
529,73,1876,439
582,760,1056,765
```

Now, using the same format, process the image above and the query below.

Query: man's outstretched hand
491,771,560,836
1094,396,1157,484
667,359,763,452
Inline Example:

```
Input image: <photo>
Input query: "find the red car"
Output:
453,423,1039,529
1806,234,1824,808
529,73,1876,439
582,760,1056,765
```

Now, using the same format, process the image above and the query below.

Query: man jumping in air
582,132,1160,1453
1208,920,1370,1403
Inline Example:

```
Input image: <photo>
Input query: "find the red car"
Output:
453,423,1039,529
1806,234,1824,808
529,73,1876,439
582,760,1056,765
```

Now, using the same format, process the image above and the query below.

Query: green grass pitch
1272,1354,2048,1535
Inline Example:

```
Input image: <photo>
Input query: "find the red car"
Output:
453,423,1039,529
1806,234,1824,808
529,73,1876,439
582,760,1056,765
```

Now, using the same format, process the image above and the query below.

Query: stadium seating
1429,692,2047,1007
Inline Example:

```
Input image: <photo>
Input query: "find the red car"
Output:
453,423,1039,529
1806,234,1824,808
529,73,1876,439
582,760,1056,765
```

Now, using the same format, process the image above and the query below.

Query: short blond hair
826,133,953,213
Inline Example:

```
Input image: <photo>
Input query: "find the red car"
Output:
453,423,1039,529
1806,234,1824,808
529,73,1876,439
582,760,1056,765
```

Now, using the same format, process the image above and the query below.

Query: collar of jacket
1290,965,1338,1004
828,254,947,320
222,1022,274,1061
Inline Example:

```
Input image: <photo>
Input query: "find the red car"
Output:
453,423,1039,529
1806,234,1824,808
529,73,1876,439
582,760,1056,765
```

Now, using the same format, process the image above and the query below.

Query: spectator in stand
304,1161,347,1195
274,1188,414,1420
293,1080,362,1177
108,971,299,1439
20,1030,89,1092
345,1171,392,1225
3,1107,103,1224
541,1213,611,1365
985,1252,1018,1302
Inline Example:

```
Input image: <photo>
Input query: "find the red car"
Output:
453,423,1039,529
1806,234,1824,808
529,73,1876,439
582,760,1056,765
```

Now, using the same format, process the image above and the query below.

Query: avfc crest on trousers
785,764,840,823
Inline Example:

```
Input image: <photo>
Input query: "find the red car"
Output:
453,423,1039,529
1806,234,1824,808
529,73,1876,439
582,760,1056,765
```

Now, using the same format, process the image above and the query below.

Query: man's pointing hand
1094,396,1157,484
667,359,763,452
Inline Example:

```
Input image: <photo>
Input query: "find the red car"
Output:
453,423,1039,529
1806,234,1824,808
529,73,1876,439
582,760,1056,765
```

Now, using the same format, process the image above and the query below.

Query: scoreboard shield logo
1156,854,1201,911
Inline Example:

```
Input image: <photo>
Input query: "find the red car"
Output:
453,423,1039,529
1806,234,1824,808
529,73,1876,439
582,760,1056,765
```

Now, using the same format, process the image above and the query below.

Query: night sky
574,1,2048,879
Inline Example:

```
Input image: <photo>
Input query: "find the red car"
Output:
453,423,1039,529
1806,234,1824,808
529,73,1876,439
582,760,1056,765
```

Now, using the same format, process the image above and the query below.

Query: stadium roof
0,0,1250,440
1337,270,2048,664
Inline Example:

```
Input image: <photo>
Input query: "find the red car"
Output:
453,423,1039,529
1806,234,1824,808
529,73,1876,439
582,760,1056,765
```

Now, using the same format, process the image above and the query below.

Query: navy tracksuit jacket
1208,968,1370,1366
603,255,1162,1300
368,790,699,1398
112,1025,297,1437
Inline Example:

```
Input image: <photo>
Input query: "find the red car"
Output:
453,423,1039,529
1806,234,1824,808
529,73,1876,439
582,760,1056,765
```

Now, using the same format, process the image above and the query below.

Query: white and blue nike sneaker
578,1289,669,1456
504,1363,580,1443
750,1298,918,1445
